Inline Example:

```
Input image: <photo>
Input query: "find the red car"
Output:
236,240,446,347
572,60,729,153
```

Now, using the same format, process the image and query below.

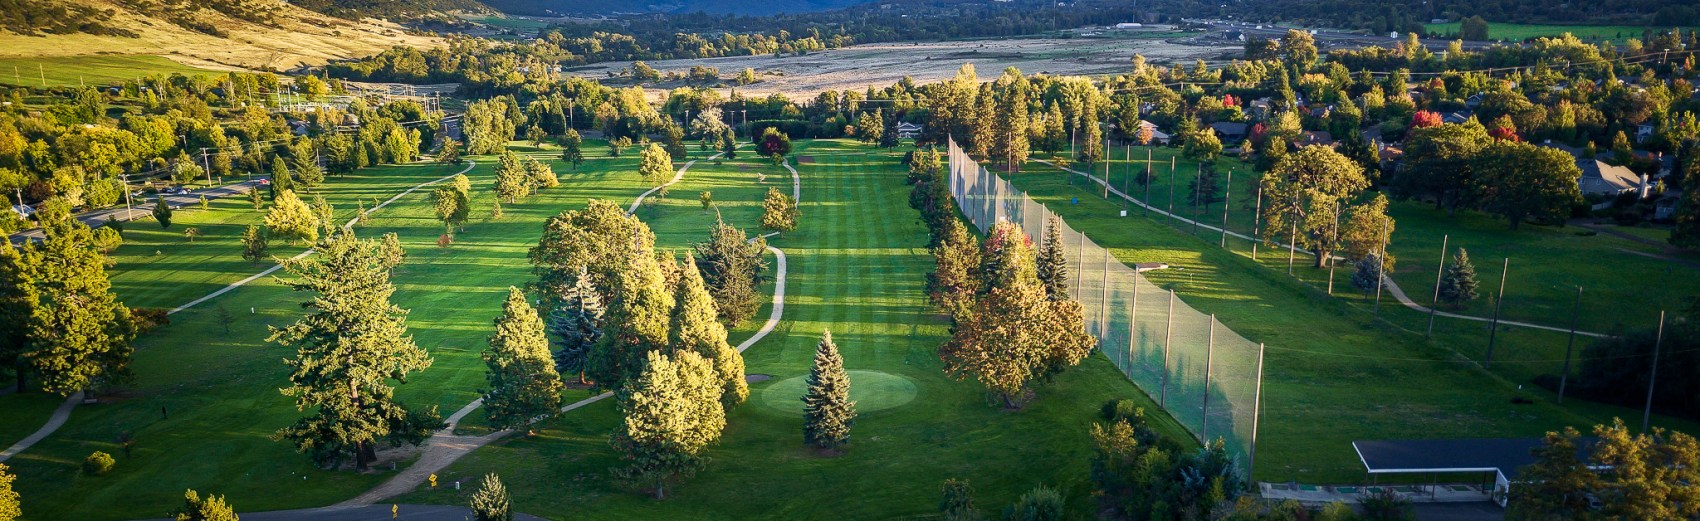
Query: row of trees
1389,120,1584,229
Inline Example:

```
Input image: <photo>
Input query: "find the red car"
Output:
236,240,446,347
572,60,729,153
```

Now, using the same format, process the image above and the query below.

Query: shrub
83,451,115,476
132,308,171,333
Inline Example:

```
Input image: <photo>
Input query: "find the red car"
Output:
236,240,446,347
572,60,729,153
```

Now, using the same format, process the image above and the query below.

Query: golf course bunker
758,370,918,415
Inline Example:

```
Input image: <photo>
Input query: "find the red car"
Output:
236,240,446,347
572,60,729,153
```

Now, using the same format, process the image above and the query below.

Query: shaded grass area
392,140,1196,519
1009,159,1700,483
0,55,215,88
1,141,665,520
0,392,65,449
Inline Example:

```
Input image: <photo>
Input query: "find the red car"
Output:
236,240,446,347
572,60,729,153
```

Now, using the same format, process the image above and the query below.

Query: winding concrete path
0,161,480,464
338,147,794,507
1036,159,1607,338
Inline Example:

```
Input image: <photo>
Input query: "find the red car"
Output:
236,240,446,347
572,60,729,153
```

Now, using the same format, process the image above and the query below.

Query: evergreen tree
991,68,1031,172
879,111,900,148
802,330,855,451
941,479,979,521
638,143,674,186
0,463,17,521
438,139,462,166
1040,102,1067,154
264,190,319,244
669,254,748,406
493,151,528,203
290,138,324,188
1008,486,1065,521
152,195,172,229
1350,253,1383,292
248,188,263,210
761,187,799,231
482,288,564,432
927,219,982,317
1438,247,1479,307
559,129,585,170
610,350,726,500
379,232,405,269
469,473,512,521
548,267,604,384
24,201,135,395
270,156,293,194
585,245,674,391
272,233,440,470
1077,102,1104,168
664,123,687,161
308,195,334,236
939,222,1094,407
0,242,37,393
169,489,237,521
691,219,767,326
525,158,558,193
1034,215,1069,300
241,225,269,262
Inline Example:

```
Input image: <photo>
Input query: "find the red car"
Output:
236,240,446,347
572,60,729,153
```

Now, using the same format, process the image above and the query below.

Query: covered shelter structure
1352,438,1595,507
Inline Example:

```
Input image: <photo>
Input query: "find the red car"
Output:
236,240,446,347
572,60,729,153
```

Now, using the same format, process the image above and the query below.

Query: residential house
1294,130,1335,148
1465,93,1484,109
1635,123,1655,143
1210,122,1248,142
895,122,924,139
1576,159,1645,198
1134,120,1171,145
1442,111,1474,125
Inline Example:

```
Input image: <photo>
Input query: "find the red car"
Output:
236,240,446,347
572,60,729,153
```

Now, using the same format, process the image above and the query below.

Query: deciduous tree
1472,141,1581,229
264,190,319,244
638,143,673,187
1257,145,1370,266
559,129,585,170
169,489,237,521
493,151,528,203
761,187,799,231
610,350,725,499
0,463,17,521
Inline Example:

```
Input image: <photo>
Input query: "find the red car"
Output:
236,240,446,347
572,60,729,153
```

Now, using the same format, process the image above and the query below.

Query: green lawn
390,140,1197,519
0,55,217,88
1422,22,1688,42
0,392,65,450
1009,158,1700,483
0,140,671,520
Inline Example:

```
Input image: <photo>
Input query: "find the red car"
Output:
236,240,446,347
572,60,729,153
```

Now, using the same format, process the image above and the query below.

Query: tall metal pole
1286,201,1298,275
1201,314,1216,441
1144,148,1153,215
1103,131,1111,199
1191,163,1201,236
1160,289,1175,408
1642,311,1665,433
1426,235,1449,337
1100,249,1111,338
1122,142,1131,210
1251,186,1262,258
1248,342,1266,490
1557,286,1583,404
1373,218,1388,315
1075,231,1086,298
1167,156,1177,221
1484,258,1510,367
1220,169,1232,249
1129,273,1140,367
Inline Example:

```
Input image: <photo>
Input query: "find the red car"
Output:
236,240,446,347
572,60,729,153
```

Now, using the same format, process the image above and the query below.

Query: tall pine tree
668,253,748,407
692,219,767,327
548,267,604,384
272,233,439,470
25,200,135,395
991,67,1031,172
482,287,564,433
469,473,512,521
0,241,37,393
585,244,674,391
802,329,856,451
1034,214,1069,300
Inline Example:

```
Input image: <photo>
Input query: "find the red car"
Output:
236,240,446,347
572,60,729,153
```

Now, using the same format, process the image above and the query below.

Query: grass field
1422,22,1689,42
0,55,217,88
1,139,694,520
1011,157,1700,483
389,140,1198,518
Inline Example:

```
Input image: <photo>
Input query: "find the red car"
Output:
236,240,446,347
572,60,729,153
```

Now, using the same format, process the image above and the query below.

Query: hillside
482,0,872,17
0,0,451,72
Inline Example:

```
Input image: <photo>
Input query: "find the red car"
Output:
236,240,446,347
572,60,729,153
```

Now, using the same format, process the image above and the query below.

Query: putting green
757,370,918,415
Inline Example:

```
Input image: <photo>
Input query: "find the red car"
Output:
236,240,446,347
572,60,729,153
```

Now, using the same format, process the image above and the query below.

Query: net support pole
1220,169,1232,249
1426,235,1449,337
1286,205,1298,275
1251,186,1262,258
1128,274,1140,368
1373,218,1388,315
1558,286,1582,405
1168,156,1177,223
1075,231,1086,301
1144,148,1153,216
1123,143,1131,210
1642,310,1665,433
1201,314,1216,442
1100,248,1111,339
1160,289,1175,409
1484,258,1509,367
1191,163,1201,236
1248,342,1266,490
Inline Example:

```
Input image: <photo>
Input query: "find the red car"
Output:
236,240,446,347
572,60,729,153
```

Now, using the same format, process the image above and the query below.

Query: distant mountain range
479,0,874,17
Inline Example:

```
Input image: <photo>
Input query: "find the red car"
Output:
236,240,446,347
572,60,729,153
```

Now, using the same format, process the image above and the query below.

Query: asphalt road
1198,20,1501,52
134,504,547,521
8,178,266,244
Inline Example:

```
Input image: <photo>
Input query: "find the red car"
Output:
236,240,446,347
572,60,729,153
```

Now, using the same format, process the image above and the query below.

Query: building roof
1579,159,1641,195
1210,122,1248,137
896,122,923,131
1353,438,1596,480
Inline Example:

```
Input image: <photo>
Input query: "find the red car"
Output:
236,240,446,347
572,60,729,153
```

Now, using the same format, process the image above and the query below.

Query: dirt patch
796,156,816,164
746,374,774,383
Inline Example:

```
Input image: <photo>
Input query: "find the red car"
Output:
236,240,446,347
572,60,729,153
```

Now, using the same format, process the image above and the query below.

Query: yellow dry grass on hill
0,0,444,72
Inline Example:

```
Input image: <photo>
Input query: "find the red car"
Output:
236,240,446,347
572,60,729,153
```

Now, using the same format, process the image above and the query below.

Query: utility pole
1483,258,1509,367
1426,235,1449,337
1641,311,1665,433
1557,286,1582,404
1373,218,1388,314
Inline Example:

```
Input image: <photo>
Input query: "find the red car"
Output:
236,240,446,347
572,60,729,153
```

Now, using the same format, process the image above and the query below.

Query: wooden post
1373,218,1388,315
1220,169,1232,249
1557,286,1582,404
1191,163,1202,235
1642,311,1665,433
1426,235,1449,337
1484,258,1509,367
1167,156,1177,222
